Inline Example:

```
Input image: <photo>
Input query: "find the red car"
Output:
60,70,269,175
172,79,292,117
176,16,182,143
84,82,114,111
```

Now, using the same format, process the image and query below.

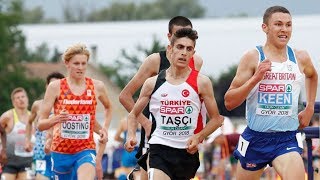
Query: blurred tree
26,43,50,62
88,2,137,21
50,47,62,62
154,0,204,18
62,1,89,23
0,0,45,113
213,65,245,117
87,0,204,22
22,6,44,24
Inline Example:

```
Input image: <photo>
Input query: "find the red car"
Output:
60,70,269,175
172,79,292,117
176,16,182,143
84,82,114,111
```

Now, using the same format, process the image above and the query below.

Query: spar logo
258,83,292,93
160,106,184,114
68,114,90,121
185,106,193,114
182,89,190,97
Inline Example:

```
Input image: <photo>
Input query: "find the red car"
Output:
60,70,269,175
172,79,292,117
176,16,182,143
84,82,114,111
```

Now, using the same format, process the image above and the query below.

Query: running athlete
0,87,33,180
114,118,141,179
38,43,112,180
119,16,203,179
224,6,318,180
25,72,64,180
127,28,224,180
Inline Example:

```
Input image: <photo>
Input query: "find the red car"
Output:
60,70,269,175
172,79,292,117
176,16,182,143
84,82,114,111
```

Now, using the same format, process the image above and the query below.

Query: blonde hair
11,87,26,101
62,43,90,62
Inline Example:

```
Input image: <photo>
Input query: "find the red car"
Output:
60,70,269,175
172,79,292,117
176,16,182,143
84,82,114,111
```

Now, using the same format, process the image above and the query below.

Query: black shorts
149,144,200,180
136,120,156,171
2,157,32,174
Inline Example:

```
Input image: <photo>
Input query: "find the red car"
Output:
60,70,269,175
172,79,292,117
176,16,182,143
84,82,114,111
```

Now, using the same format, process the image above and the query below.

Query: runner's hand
186,135,200,154
124,136,137,152
44,138,52,154
253,59,272,82
98,128,108,144
24,140,32,152
0,149,8,165
56,109,69,124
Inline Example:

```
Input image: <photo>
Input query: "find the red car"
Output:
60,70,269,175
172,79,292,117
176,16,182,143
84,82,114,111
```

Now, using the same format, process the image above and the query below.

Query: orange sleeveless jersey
51,77,97,154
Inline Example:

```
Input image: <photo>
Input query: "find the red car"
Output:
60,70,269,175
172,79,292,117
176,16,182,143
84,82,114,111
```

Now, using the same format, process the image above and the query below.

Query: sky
23,0,320,20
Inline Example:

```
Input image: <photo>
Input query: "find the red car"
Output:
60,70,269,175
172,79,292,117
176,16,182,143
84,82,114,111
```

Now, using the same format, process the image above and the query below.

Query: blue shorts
51,150,96,180
34,155,53,179
234,127,303,171
122,147,138,167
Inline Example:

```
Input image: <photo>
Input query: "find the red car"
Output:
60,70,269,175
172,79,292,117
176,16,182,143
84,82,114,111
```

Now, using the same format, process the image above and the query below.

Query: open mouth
278,35,287,40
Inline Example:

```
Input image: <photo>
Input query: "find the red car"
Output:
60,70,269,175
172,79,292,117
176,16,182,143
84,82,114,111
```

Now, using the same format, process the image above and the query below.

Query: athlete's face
168,37,195,68
262,12,292,47
167,25,192,41
12,91,28,110
65,54,88,79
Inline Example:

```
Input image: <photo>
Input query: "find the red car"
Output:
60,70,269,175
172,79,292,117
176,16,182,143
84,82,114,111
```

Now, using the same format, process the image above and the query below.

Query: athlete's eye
187,47,194,52
176,44,184,49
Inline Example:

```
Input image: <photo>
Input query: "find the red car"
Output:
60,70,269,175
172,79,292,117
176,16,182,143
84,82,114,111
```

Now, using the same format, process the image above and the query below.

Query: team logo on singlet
185,106,193,114
87,90,92,96
161,93,168,97
182,89,190,97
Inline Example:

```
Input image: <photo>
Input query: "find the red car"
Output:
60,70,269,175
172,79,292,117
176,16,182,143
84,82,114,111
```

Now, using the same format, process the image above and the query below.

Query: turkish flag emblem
182,89,190,97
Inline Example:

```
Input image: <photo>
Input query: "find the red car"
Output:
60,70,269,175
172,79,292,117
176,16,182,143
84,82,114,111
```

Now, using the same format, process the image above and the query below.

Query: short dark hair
168,16,193,34
170,28,198,46
263,6,291,24
46,72,65,84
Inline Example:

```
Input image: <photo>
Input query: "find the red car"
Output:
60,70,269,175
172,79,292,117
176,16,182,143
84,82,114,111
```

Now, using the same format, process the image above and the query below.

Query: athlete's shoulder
243,48,259,60
47,78,61,88
32,99,43,109
197,73,211,85
0,108,13,123
293,48,311,62
136,52,162,77
145,75,158,87
144,52,161,66
91,79,105,90
193,54,203,71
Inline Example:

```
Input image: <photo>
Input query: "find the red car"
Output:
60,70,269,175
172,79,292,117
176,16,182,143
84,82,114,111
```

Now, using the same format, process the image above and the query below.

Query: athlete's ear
262,23,268,34
167,32,172,40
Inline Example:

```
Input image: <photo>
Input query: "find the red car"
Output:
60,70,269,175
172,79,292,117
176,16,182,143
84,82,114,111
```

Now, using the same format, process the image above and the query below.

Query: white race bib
61,114,90,139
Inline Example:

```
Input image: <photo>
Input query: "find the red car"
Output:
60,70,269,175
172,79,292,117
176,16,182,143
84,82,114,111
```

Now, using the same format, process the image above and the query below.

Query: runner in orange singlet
38,43,112,180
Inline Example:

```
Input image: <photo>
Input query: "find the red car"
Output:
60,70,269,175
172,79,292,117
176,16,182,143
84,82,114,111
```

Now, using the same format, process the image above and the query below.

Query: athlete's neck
167,66,191,79
14,107,28,115
66,76,86,86
13,107,29,123
263,44,288,62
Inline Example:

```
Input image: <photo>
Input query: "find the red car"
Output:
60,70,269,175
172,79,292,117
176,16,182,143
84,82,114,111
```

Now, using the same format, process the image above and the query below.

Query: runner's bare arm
25,100,40,151
94,80,112,174
296,50,318,128
114,118,126,143
119,53,160,137
224,50,271,110
187,75,224,154
38,81,68,131
128,77,156,126
0,111,10,163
